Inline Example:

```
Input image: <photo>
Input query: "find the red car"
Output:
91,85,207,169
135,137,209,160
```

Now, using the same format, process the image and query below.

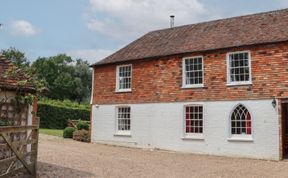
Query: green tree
73,59,92,103
53,72,74,100
31,54,92,103
1,47,30,70
1,48,92,103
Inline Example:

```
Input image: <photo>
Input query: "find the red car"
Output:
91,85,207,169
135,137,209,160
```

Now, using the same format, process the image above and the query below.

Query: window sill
227,136,253,142
115,89,132,93
226,82,252,87
114,131,131,137
182,134,204,140
182,84,205,89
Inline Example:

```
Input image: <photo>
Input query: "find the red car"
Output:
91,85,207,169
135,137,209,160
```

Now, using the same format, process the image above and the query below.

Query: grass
40,128,63,137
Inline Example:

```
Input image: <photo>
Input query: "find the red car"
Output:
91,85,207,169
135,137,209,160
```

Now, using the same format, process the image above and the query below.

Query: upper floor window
182,56,204,88
116,64,132,92
230,104,252,135
184,105,203,135
227,51,251,85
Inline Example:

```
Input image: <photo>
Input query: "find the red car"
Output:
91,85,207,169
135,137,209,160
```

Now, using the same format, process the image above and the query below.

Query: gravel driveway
38,134,288,178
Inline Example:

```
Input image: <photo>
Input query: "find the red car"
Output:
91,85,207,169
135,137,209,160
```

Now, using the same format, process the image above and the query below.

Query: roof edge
91,40,288,67
90,8,288,67
147,8,288,34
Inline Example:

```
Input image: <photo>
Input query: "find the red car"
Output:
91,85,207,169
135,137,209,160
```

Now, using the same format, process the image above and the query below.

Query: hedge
39,98,90,110
38,103,90,129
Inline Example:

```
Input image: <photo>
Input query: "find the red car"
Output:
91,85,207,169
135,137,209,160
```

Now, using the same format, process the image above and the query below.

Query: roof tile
93,8,288,66
0,55,34,91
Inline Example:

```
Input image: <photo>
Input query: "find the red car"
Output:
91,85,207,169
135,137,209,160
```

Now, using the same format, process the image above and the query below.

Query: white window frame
114,106,131,136
182,56,204,88
227,103,253,142
116,64,132,92
182,104,204,140
226,51,252,86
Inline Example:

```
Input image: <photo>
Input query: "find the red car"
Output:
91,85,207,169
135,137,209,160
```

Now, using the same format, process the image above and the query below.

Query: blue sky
0,0,288,64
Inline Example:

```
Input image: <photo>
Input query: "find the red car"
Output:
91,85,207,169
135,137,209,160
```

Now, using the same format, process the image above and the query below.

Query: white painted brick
91,99,279,160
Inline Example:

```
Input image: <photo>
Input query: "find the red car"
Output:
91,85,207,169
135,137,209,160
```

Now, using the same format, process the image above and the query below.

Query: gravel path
38,134,288,178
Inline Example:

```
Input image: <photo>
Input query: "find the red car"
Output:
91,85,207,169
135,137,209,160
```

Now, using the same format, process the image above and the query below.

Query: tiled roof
93,8,288,66
0,55,34,92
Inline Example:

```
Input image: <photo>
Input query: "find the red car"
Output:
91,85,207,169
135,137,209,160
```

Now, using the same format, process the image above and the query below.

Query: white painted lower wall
91,99,280,160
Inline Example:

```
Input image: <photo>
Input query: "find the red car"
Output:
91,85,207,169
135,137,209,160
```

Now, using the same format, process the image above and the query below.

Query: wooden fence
0,100,39,178
67,119,90,128
0,122,39,177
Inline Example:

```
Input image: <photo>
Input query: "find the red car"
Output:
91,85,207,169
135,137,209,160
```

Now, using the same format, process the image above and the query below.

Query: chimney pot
170,15,175,28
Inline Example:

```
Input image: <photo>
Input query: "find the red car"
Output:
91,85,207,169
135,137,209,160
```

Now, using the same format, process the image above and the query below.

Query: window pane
185,106,203,134
230,104,251,135
117,107,131,131
117,65,132,90
184,57,203,85
229,52,250,83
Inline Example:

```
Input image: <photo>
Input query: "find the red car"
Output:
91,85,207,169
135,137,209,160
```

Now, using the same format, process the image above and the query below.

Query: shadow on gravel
37,162,96,178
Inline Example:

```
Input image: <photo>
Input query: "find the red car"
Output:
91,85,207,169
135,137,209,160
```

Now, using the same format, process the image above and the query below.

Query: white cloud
277,0,288,6
67,49,113,64
85,0,218,38
10,20,37,37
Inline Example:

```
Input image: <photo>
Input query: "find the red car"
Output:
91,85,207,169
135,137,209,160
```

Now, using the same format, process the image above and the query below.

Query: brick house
90,9,288,160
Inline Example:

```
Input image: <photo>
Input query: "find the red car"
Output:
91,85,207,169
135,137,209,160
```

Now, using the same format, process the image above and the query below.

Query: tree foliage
1,47,30,70
1,47,92,104
31,54,92,103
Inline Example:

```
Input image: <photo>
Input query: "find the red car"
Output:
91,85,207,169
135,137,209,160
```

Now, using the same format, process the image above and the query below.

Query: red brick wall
92,42,288,104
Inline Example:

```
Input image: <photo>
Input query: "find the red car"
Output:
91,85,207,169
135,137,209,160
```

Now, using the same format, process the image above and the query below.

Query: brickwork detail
92,43,288,104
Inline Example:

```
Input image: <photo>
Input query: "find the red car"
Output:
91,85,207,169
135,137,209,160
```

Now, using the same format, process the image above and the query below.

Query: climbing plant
0,61,45,126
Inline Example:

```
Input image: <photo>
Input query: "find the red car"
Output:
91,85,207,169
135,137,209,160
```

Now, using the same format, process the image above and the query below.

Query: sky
0,0,288,64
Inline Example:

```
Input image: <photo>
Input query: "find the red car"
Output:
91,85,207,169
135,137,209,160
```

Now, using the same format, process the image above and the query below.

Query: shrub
63,127,76,138
76,121,89,130
39,98,90,110
38,100,90,129
73,130,91,142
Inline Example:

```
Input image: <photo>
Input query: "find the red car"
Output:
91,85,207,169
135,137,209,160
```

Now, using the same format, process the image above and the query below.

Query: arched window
231,104,251,135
